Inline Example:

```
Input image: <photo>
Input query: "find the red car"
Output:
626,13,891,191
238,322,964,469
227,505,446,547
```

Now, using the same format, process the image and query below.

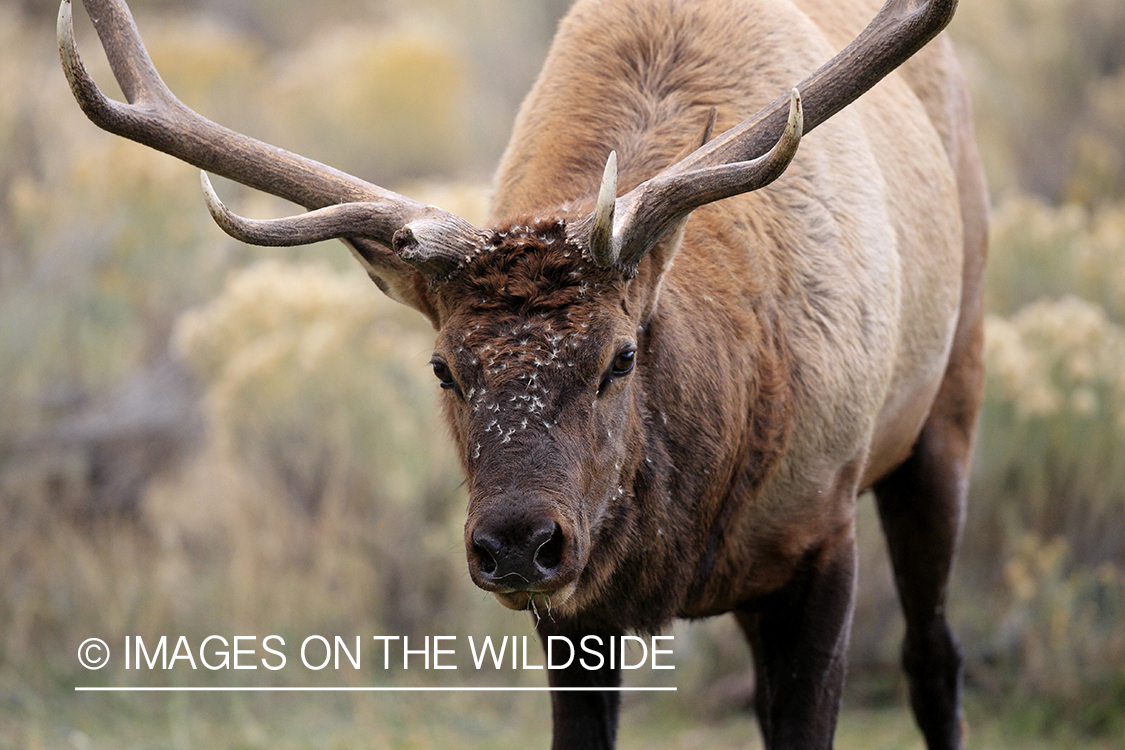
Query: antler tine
59,0,164,109
584,89,802,271
200,172,390,248
620,88,802,268
58,0,485,283
201,173,489,279
589,151,619,268
589,0,957,271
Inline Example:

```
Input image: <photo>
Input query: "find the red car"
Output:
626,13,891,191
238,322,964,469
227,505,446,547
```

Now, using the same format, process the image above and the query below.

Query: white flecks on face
453,309,618,452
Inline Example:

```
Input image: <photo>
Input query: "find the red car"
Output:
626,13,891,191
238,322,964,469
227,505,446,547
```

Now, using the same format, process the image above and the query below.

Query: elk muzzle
465,507,583,610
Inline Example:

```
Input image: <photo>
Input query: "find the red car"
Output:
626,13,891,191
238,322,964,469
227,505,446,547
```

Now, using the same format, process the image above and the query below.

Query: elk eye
431,359,457,391
611,347,636,377
599,346,636,396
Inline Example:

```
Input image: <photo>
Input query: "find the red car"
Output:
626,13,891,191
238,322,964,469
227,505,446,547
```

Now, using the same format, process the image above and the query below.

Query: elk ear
360,257,443,328
644,216,687,280
630,217,687,322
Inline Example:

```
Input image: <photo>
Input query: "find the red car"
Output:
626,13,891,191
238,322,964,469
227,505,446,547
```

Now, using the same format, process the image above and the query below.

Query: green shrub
169,259,469,638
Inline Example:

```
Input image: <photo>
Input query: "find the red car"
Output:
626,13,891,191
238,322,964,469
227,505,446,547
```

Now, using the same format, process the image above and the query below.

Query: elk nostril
472,534,499,576
470,518,568,588
534,521,565,574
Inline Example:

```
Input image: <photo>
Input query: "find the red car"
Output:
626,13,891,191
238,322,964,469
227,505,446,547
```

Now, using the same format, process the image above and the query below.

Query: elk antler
584,89,803,270
57,0,487,288
580,0,958,272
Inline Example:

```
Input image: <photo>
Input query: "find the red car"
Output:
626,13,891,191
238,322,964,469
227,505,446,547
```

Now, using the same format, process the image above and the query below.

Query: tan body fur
491,0,986,618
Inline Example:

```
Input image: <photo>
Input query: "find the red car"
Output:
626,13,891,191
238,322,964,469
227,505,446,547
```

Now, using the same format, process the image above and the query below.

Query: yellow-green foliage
974,297,1125,725
975,532,1125,735
167,259,471,638
1000,535,1124,695
173,259,453,518
269,22,468,181
0,0,500,687
0,4,258,426
953,0,1125,202
977,197,1125,538
985,298,1125,425
986,196,1125,322
967,193,1125,726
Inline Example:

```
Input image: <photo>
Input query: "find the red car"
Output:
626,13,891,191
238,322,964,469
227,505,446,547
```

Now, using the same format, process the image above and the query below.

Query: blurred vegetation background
1,0,1123,747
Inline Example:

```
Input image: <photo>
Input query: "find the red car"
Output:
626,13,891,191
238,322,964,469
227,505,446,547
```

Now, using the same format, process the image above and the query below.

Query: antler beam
673,0,958,174
586,0,957,271
57,0,486,290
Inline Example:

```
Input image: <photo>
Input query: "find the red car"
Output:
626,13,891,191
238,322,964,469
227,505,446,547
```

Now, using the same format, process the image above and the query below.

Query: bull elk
59,0,988,746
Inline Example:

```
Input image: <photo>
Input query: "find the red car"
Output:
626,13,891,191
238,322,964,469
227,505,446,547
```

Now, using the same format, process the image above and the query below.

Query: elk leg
735,529,857,749
873,406,975,750
873,72,987,748
537,620,622,750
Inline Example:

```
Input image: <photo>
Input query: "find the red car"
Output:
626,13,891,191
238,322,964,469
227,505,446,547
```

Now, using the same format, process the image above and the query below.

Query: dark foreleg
873,417,970,750
736,527,858,749
537,619,623,750
873,347,981,750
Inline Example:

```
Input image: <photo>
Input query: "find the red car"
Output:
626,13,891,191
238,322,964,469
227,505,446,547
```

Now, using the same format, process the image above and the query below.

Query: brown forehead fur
436,218,625,324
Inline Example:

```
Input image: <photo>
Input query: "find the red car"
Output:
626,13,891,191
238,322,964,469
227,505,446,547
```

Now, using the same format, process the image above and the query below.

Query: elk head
201,93,803,616
58,0,956,616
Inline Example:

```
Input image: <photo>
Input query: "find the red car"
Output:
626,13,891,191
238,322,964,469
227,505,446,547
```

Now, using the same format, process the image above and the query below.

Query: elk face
430,220,644,615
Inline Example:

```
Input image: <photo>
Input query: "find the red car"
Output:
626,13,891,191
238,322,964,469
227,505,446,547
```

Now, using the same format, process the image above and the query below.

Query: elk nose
470,518,566,589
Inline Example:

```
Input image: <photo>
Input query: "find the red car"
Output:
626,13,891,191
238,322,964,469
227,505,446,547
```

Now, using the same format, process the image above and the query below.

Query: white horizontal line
75,686,676,692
